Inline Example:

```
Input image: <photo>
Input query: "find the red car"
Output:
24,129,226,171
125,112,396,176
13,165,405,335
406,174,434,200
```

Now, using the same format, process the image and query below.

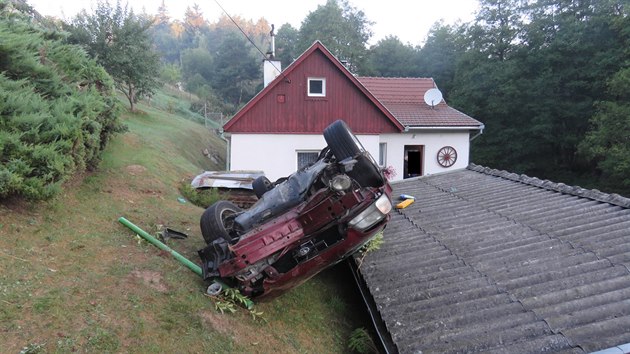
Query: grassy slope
0,94,364,353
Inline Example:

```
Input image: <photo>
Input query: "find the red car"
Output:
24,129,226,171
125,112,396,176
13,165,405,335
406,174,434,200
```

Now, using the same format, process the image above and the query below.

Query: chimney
263,24,281,87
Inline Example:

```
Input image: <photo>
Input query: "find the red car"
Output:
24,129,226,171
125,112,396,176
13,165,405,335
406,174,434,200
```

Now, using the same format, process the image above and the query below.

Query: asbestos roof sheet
359,164,630,353
357,77,483,128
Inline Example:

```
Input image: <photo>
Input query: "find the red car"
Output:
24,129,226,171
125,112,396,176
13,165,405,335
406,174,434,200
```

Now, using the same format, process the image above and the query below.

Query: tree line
5,0,630,199
138,0,630,195
291,0,629,195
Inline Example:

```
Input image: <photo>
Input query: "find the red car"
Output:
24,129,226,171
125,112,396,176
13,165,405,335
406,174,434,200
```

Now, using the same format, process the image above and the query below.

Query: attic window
307,77,326,97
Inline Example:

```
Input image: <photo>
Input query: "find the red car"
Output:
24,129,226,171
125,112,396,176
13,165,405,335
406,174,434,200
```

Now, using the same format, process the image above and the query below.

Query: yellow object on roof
396,199,414,209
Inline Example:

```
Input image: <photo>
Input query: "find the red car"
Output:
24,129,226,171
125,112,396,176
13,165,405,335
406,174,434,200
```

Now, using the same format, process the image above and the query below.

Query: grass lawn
0,93,369,353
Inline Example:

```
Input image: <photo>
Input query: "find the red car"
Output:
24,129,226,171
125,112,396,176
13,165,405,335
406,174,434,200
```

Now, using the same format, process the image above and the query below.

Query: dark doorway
404,145,424,179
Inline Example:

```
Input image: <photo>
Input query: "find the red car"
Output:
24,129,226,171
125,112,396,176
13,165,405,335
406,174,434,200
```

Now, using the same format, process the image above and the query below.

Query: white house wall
229,132,469,182
380,131,471,181
230,134,380,181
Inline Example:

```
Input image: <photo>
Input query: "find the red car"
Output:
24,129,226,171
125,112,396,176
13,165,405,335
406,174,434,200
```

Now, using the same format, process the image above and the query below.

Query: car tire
200,200,242,244
252,176,273,199
323,120,384,187
323,120,362,161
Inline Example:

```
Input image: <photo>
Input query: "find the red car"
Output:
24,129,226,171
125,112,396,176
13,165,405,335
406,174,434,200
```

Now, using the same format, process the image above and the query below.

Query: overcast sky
28,0,479,46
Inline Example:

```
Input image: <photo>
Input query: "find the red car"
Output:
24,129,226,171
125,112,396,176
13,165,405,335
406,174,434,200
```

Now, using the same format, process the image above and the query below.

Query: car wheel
323,120,384,187
200,200,242,244
323,120,363,160
252,176,273,199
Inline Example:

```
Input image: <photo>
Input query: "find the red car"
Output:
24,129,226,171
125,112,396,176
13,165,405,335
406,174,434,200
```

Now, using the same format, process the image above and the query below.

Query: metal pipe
270,24,276,58
219,129,230,171
470,124,485,141
118,217,202,276
118,217,254,309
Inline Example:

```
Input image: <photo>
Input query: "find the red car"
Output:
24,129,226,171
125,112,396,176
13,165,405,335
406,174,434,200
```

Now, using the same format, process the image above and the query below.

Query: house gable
224,41,403,134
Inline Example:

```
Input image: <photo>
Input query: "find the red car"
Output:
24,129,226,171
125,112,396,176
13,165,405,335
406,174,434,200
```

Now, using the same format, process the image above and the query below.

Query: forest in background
6,0,630,198
138,0,630,195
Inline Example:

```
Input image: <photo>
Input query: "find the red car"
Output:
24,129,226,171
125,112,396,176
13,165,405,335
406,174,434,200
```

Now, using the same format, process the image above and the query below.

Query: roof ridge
467,163,630,208
224,41,404,132
357,76,434,80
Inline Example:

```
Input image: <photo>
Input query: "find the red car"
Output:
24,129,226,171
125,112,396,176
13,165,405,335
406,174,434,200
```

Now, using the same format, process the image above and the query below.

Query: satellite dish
424,88,443,107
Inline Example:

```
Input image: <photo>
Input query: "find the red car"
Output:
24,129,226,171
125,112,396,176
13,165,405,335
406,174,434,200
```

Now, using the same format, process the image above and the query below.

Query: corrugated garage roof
359,164,630,353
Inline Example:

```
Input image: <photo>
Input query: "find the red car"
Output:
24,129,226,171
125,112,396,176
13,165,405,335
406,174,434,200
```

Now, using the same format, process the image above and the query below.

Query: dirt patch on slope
125,165,147,175
129,270,169,293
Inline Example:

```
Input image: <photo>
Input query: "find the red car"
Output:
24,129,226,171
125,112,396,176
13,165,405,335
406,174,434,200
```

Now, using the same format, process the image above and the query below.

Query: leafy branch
356,232,384,268
205,287,265,321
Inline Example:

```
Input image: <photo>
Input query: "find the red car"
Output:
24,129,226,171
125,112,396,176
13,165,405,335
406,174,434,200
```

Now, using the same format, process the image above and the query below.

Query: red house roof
223,41,481,134
357,77,483,128
224,41,403,134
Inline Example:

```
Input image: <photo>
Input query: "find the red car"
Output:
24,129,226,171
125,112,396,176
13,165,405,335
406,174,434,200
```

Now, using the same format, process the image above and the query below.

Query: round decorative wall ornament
437,146,457,168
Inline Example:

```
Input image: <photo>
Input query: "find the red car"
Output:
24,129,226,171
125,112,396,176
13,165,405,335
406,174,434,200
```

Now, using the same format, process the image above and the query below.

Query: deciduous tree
275,23,299,67
298,0,372,73
366,36,417,77
211,31,261,107
579,67,630,193
66,0,161,111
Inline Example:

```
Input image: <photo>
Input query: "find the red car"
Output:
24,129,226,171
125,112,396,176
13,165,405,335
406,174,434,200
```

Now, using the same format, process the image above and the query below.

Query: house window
379,143,387,167
307,77,326,97
297,151,320,169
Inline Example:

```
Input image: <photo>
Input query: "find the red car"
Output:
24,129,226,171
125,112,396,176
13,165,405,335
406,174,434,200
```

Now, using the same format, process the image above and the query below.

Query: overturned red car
198,120,392,298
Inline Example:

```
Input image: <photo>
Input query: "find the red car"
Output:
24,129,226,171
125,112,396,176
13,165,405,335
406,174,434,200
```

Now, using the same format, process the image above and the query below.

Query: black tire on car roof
323,120,384,187
323,120,363,160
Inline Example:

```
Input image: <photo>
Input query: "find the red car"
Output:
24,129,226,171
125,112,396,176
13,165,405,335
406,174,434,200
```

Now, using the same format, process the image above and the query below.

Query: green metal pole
118,216,254,309
118,216,203,276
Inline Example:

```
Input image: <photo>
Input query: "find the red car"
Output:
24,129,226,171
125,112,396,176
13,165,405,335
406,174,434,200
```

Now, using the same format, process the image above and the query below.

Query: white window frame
297,150,320,169
379,143,387,167
307,77,326,97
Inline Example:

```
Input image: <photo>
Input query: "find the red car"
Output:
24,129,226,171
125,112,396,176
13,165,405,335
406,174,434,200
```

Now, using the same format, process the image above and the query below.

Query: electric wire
212,0,290,83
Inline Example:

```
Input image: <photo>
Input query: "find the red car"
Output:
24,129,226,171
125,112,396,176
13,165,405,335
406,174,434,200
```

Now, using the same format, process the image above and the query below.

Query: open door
404,145,424,179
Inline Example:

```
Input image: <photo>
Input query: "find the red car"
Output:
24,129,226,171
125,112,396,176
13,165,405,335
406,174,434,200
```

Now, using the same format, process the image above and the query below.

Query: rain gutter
590,343,630,354
470,123,485,141
220,129,230,170
347,258,398,354
404,125,481,131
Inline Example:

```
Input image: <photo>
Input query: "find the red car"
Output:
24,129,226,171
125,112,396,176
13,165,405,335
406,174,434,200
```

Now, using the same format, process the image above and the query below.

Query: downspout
470,124,485,142
219,129,230,171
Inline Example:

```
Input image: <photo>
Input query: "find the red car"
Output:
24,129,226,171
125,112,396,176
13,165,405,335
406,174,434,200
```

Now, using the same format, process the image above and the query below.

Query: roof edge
313,43,404,132
404,125,483,130
590,342,630,354
468,163,630,208
225,41,405,133
347,259,398,354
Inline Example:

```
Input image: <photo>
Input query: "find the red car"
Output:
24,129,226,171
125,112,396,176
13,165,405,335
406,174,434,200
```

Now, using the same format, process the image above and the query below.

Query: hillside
0,92,367,353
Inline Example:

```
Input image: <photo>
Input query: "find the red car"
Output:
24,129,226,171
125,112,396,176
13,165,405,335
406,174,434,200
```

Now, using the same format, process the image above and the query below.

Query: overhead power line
212,0,290,83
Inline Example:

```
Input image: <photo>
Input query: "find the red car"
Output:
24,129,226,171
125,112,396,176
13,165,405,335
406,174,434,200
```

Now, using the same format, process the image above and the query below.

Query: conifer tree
0,1,123,200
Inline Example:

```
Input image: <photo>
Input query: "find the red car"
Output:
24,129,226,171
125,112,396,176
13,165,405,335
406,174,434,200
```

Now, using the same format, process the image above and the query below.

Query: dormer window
307,77,326,97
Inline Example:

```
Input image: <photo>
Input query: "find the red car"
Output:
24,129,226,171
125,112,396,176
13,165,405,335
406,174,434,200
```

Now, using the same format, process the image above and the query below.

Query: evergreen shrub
0,2,125,200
